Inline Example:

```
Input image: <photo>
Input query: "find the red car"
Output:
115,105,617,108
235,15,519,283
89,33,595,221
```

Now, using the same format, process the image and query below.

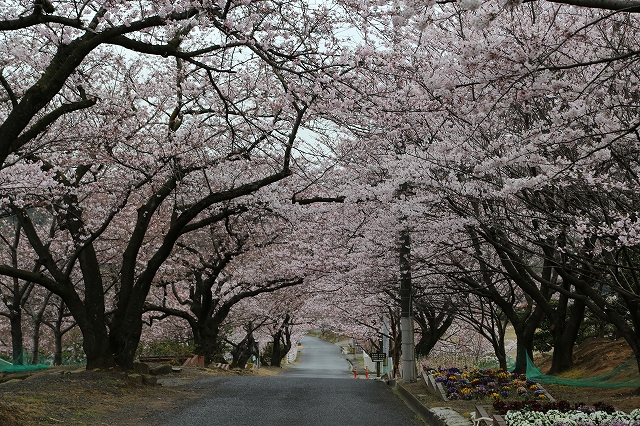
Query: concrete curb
392,380,457,426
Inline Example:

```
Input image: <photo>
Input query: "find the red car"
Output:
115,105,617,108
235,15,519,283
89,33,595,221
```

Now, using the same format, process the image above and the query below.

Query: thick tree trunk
231,330,257,369
81,321,114,369
63,294,114,369
548,299,585,374
109,308,143,370
386,308,401,378
74,247,115,369
53,330,63,366
271,314,292,368
191,313,227,365
31,324,41,365
271,331,284,367
491,329,508,370
10,307,23,365
513,318,539,374
193,327,225,365
513,340,534,374
282,328,292,365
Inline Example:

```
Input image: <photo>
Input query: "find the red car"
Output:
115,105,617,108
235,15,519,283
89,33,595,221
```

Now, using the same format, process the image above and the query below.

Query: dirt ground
406,338,640,419
1,339,639,425
0,364,282,426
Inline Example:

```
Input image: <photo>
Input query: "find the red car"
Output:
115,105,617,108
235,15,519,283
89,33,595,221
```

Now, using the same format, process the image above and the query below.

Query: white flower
505,409,639,426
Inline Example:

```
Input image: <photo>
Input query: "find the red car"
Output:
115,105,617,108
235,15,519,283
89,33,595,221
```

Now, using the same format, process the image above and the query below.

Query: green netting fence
0,348,50,373
526,353,640,389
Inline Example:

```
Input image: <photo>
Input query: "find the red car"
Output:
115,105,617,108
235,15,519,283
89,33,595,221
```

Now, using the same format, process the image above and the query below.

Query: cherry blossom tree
325,0,640,375
5,0,640,375
0,219,39,364
0,0,352,369
40,294,76,365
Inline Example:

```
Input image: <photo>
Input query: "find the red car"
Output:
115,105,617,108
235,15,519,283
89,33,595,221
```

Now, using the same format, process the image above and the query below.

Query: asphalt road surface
152,336,424,426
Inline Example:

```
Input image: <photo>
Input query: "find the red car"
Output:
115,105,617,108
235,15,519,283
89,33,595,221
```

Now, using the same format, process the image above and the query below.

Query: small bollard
353,365,357,378
365,366,369,379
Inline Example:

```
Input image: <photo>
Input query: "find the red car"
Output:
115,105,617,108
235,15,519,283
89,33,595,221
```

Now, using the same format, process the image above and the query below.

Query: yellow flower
491,392,500,399
538,394,547,399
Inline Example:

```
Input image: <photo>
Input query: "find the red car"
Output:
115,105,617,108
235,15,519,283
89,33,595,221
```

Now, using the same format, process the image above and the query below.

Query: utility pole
399,226,416,382
382,318,390,376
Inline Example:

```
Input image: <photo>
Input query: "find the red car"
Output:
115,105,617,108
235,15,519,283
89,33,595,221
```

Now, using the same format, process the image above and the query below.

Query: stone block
150,364,173,375
128,374,143,384
142,374,158,385
133,362,150,375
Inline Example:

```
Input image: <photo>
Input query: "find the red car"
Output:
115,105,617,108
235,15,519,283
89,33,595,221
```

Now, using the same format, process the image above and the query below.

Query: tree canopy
1,0,640,379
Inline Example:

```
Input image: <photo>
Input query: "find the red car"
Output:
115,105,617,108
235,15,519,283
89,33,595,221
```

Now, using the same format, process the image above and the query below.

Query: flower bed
494,400,616,415
432,367,547,401
504,408,640,426
492,399,640,426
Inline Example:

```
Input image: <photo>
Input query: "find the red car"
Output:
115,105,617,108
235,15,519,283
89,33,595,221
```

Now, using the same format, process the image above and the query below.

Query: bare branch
544,0,640,12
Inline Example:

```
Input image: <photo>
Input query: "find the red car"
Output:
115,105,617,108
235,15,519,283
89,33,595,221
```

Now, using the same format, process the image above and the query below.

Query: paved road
151,336,424,426
284,335,352,378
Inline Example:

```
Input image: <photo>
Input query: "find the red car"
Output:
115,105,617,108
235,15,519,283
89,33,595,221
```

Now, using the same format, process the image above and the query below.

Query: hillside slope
537,338,640,412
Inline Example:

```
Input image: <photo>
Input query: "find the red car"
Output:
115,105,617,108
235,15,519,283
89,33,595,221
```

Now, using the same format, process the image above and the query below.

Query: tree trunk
513,340,533,374
62,293,114,369
30,292,53,365
283,325,293,363
231,330,257,369
193,327,225,365
548,299,585,374
43,298,73,366
53,329,63,366
271,314,292,367
109,308,143,370
491,328,508,370
10,306,23,365
512,316,540,374
270,329,292,368
271,330,284,367
31,323,41,365
191,313,227,365
81,321,115,369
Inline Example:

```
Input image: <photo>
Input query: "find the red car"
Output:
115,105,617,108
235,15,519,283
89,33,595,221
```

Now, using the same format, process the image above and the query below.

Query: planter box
536,383,555,402
474,406,507,426
424,372,449,401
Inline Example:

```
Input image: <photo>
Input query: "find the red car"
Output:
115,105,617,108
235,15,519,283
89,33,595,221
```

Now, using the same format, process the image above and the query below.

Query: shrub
136,340,194,358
